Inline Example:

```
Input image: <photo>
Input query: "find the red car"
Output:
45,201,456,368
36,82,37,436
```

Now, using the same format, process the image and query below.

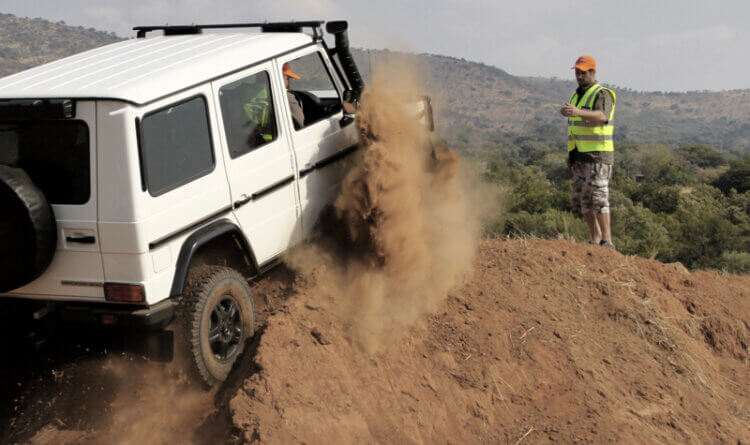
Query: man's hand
560,103,580,118
342,101,356,114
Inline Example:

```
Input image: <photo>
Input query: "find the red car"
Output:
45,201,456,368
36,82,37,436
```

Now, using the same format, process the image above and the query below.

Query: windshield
0,120,90,205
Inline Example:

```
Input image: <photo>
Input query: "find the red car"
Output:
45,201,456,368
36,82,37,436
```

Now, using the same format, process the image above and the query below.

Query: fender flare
169,219,258,297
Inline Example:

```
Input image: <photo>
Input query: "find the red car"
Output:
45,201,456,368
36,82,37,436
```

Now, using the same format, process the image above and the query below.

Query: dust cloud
91,359,214,445
18,355,216,445
286,60,499,353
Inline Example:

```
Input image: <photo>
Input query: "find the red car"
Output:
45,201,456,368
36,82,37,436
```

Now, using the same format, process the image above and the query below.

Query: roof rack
133,21,325,39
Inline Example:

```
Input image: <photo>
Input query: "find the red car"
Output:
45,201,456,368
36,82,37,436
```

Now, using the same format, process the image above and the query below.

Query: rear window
0,120,90,205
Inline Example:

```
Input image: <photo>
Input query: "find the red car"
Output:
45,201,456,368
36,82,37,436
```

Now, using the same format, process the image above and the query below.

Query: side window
285,52,342,129
219,71,278,159
140,96,215,197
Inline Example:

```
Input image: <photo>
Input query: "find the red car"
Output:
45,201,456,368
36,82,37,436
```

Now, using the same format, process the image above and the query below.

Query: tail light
104,283,145,303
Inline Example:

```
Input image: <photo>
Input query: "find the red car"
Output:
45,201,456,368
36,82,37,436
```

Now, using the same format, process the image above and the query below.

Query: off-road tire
0,165,56,292
182,266,255,386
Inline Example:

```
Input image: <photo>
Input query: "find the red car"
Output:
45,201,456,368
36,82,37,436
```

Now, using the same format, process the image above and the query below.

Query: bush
713,251,750,274
634,144,697,186
668,185,740,268
503,210,589,240
676,144,726,168
713,155,750,194
611,202,671,259
506,165,568,214
631,183,682,213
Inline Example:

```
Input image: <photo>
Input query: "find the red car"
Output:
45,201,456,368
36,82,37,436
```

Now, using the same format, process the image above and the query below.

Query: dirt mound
230,238,749,444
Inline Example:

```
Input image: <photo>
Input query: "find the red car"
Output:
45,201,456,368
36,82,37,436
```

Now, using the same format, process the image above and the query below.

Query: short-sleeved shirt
569,86,615,165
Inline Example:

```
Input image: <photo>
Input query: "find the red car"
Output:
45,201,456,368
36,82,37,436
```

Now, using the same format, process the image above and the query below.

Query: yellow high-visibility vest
567,83,616,152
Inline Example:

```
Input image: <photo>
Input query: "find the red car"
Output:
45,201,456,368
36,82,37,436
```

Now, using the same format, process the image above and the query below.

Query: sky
1,0,749,92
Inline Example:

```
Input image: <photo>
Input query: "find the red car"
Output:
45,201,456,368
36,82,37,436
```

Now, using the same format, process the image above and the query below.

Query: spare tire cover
0,165,57,292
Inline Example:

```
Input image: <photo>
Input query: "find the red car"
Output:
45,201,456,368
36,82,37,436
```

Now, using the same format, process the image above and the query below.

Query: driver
283,62,305,129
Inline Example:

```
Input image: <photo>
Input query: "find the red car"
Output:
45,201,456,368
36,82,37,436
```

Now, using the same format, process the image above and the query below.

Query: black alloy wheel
182,266,255,386
208,295,243,361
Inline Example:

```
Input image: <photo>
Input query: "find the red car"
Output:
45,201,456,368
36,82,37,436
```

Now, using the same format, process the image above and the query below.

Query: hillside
234,238,750,444
353,50,750,156
0,13,120,77
3,239,748,444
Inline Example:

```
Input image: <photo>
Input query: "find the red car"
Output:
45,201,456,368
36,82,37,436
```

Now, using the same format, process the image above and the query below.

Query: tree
676,144,726,168
713,155,750,194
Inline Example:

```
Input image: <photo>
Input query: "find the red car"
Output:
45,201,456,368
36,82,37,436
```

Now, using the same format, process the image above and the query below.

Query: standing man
560,55,617,249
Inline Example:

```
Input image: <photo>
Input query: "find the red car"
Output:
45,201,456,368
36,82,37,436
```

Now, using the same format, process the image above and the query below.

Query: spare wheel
0,165,57,292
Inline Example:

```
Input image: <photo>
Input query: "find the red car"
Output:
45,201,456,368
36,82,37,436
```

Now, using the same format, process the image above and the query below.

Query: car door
7,101,106,298
279,48,359,238
212,62,302,265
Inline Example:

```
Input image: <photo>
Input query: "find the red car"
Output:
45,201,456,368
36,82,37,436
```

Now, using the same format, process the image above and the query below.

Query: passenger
242,82,274,145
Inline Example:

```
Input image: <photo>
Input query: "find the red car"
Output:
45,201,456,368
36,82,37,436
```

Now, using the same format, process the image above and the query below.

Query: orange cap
573,55,596,71
283,62,300,80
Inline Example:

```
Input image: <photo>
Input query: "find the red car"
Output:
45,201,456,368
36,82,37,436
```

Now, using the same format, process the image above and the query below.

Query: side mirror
339,88,357,128
342,89,356,103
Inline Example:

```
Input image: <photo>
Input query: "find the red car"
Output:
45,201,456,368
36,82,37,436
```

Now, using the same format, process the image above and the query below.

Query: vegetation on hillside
0,13,120,78
354,49,750,157
478,134,750,273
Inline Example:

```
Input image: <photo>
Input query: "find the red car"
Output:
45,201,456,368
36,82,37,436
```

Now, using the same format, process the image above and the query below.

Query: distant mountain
0,13,120,77
353,49,750,156
0,13,747,155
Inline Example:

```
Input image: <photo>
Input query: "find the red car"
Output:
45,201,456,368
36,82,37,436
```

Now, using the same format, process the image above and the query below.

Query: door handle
233,194,252,210
66,235,96,244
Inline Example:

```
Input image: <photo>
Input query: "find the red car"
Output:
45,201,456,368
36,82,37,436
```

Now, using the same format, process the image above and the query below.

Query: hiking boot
600,240,616,250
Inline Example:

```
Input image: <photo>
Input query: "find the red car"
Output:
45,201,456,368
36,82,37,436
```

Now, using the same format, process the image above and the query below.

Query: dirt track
2,239,749,444
231,238,749,444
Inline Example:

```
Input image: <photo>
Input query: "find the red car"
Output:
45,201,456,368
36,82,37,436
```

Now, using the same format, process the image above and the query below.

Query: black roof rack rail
133,21,325,39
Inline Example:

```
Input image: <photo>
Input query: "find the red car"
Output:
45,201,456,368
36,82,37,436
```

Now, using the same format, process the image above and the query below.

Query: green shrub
503,210,589,241
611,202,671,259
631,183,682,213
676,144,726,168
506,165,568,214
713,251,750,274
713,155,750,194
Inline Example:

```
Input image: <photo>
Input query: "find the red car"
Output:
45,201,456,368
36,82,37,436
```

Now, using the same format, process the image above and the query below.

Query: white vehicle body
0,28,359,317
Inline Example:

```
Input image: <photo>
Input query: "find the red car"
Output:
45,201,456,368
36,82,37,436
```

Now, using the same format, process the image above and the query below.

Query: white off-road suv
0,21,433,385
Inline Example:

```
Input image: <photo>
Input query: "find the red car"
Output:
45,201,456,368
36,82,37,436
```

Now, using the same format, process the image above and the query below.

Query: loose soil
2,240,749,444
230,238,750,444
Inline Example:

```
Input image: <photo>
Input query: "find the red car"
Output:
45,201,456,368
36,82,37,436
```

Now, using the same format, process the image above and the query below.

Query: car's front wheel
182,266,255,386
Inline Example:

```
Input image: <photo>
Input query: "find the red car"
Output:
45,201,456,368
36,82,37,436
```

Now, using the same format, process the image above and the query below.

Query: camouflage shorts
571,161,612,214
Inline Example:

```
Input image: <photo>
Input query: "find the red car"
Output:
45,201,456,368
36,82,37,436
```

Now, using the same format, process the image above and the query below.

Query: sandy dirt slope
231,238,749,444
